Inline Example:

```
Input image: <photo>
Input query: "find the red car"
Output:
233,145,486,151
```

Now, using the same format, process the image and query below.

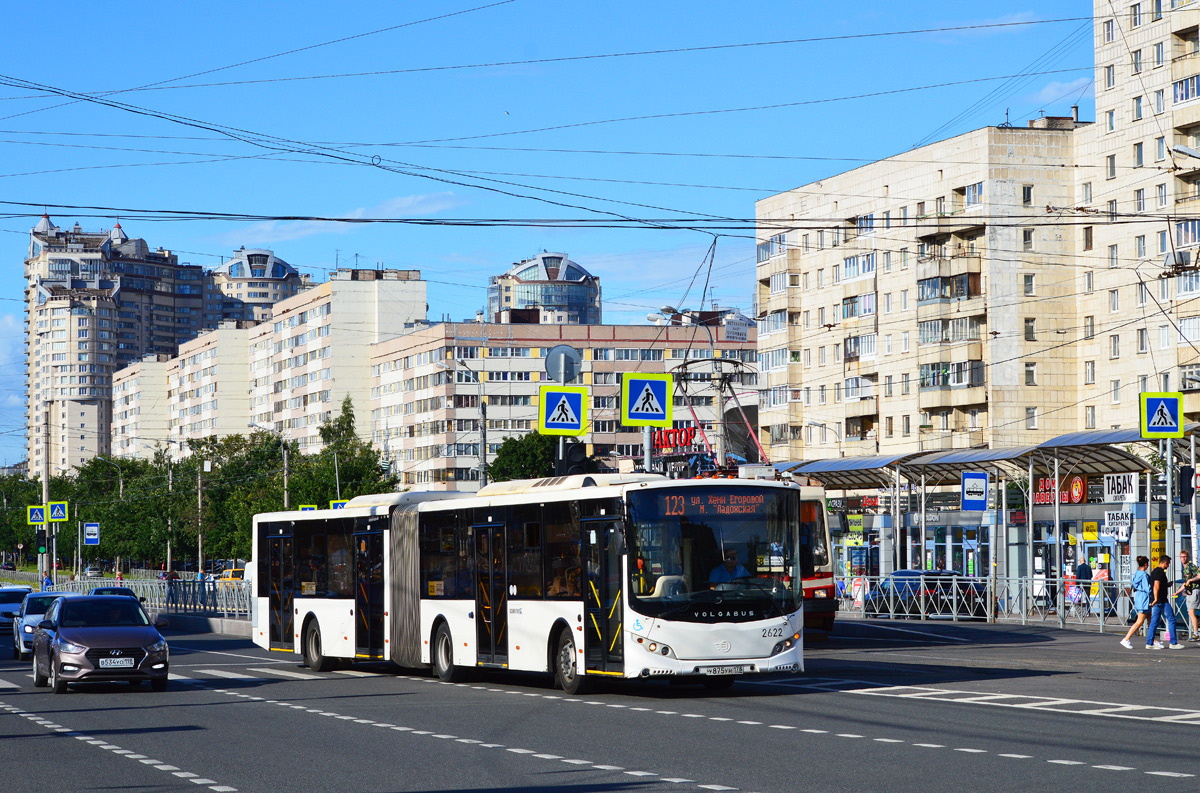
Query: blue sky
0,1,1098,464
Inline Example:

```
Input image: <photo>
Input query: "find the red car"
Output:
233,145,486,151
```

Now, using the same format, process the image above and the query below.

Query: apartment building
1084,0,1200,425
23,216,309,476
111,354,173,458
111,268,429,459
25,218,204,475
168,321,255,447
486,252,602,324
369,321,756,490
755,122,1083,461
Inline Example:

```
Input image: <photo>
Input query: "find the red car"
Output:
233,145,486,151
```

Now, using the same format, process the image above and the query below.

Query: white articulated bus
250,473,826,693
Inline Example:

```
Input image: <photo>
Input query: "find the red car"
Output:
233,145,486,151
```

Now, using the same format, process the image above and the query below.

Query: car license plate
98,657,135,668
702,665,746,676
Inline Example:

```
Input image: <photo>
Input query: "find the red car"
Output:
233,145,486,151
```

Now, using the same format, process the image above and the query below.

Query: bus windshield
626,485,807,623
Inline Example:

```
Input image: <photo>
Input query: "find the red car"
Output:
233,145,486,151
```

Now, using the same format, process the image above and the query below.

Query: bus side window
420,512,458,598
294,521,327,597
327,519,354,598
544,502,580,598
508,504,543,598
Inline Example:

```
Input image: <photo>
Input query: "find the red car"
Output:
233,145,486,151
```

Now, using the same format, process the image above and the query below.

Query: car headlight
146,639,168,653
23,624,33,634
58,640,86,654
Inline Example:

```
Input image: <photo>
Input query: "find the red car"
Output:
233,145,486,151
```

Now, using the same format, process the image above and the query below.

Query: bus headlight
771,632,801,656
643,641,675,659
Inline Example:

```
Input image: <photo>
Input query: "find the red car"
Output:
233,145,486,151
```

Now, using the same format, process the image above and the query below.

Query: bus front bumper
628,644,803,679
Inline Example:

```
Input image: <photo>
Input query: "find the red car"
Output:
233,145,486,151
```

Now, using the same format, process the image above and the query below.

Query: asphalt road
2,619,1198,793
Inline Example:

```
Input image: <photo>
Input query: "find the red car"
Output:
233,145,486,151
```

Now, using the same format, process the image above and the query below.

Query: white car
83,567,103,579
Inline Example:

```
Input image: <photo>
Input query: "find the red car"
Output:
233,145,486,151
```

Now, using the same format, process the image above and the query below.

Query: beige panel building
756,122,1084,462
112,355,173,458
369,320,756,490
169,322,255,447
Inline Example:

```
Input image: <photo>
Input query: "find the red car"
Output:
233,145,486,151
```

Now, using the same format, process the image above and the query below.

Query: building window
1110,288,1120,312
1025,362,1037,385
1084,271,1094,293
1111,379,1121,403
1134,142,1144,167
1159,229,1169,253
1022,185,1033,206
1157,183,1167,208
1108,200,1118,222
1109,244,1119,268
1024,274,1035,295
1156,137,1166,161
1081,182,1092,204
1133,50,1143,74
902,372,911,394
1154,41,1164,67
903,415,911,436
1084,316,1095,339
1103,19,1114,42
1110,334,1121,358
1136,235,1146,257
1138,327,1149,352
1131,3,1141,27
1023,229,1034,251
1025,407,1038,430
885,375,893,397
885,416,894,438
1085,405,1096,429
1135,188,1145,212
902,332,910,353
1105,64,1115,89
1105,109,1116,132
1085,360,1095,384
1025,318,1036,341
1106,155,1117,179
1083,226,1093,250
1155,88,1164,114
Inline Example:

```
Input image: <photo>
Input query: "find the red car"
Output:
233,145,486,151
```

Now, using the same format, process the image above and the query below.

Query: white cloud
1029,77,1093,106
217,192,466,245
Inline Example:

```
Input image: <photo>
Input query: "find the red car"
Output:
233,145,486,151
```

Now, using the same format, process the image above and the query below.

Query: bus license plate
98,657,135,668
702,665,746,676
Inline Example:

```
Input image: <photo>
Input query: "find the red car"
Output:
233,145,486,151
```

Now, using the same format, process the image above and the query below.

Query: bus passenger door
354,530,385,659
267,534,294,651
582,519,624,675
474,524,508,665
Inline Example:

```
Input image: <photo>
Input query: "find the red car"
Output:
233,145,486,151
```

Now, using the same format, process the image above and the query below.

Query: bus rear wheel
554,631,590,695
434,623,467,683
303,621,337,673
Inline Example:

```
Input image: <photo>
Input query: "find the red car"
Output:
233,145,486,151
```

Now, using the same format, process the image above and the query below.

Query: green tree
487,432,556,482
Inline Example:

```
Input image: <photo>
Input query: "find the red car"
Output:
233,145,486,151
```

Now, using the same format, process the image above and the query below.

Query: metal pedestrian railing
835,574,1195,635
52,579,252,620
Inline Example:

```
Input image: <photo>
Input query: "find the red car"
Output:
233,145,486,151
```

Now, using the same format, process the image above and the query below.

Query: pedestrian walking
1148,555,1185,650
1121,556,1152,649
1076,557,1093,616
1172,549,1200,641
41,572,52,591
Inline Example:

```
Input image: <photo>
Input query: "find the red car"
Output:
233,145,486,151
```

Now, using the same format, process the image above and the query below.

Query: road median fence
835,574,1195,634
49,578,252,620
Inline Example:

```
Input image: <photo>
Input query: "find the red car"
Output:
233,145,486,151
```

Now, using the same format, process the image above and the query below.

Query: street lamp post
249,423,289,509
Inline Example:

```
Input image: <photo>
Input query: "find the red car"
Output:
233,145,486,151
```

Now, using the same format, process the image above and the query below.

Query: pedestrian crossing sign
26,505,44,525
48,501,68,522
1141,391,1184,438
537,385,588,436
621,373,673,428
329,500,348,510
299,505,317,512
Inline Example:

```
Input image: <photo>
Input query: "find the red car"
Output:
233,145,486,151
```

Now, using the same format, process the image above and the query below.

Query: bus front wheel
303,621,337,673
554,631,590,695
434,623,467,682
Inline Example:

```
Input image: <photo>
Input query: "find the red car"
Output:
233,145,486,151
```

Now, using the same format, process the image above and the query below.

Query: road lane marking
1147,772,1195,778
0,679,18,689
1048,760,1085,765
193,669,259,680
333,669,376,677
1094,765,1135,771
247,667,322,680
999,754,1032,759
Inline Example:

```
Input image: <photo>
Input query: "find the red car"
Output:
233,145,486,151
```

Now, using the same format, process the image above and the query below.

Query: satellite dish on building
545,344,582,385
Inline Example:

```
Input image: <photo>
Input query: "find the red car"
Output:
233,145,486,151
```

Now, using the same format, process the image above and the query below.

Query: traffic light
555,441,589,477
1180,465,1196,505
35,529,47,555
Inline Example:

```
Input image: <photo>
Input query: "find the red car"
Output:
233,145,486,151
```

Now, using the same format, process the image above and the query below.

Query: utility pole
167,457,173,574
197,462,203,575
480,400,488,486
283,441,290,509
41,402,50,581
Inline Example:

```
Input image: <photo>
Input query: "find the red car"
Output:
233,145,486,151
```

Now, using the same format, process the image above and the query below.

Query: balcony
1175,100,1200,131
918,385,987,410
917,342,984,365
844,396,877,419
916,253,982,281
915,210,986,240
1170,4,1200,36
845,436,879,456
916,294,987,322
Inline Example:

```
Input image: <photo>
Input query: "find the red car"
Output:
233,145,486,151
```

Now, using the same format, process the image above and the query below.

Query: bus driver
709,549,749,585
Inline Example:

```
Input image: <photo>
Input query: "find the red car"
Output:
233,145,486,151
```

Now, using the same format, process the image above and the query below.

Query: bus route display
661,491,768,517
